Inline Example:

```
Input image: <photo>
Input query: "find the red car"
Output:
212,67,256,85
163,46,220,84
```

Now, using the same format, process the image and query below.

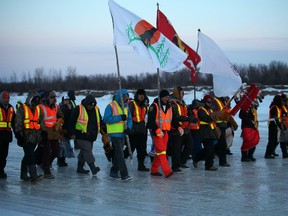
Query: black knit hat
136,89,146,95
159,90,169,99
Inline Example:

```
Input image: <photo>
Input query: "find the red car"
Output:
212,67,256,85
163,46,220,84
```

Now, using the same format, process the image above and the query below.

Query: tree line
1,61,287,94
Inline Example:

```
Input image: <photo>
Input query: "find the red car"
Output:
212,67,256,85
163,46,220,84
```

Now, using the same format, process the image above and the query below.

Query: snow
1,88,288,215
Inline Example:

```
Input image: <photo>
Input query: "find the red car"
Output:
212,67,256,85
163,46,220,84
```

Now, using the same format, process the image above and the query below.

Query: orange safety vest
40,104,58,128
282,105,288,126
130,100,146,122
0,106,14,131
172,100,189,128
198,107,216,129
188,109,200,130
269,105,282,125
23,104,41,130
154,102,172,131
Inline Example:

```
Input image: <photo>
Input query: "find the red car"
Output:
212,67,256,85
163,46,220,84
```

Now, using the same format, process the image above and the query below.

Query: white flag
198,31,242,97
108,0,187,72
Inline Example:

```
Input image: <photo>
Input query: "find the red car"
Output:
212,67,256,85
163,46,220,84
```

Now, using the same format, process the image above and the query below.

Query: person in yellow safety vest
39,90,64,179
125,89,149,172
265,95,284,158
187,99,203,161
192,94,219,171
147,90,175,178
14,91,45,184
211,96,231,167
169,86,196,173
103,89,133,181
280,93,288,158
0,91,15,179
69,94,103,176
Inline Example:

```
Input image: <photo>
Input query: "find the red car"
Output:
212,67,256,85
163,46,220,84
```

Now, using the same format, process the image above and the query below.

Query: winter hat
136,89,146,95
159,90,170,99
1,91,10,99
49,91,56,98
281,92,287,101
203,94,214,103
63,94,70,100
68,90,76,100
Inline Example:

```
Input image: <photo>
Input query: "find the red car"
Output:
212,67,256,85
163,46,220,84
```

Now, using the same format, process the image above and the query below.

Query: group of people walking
0,87,288,183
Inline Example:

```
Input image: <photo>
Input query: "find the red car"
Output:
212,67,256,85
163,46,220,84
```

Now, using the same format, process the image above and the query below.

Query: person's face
2,97,9,106
87,103,96,110
179,91,184,100
63,99,70,105
205,99,212,108
49,95,56,105
137,94,145,102
161,95,169,104
123,94,129,104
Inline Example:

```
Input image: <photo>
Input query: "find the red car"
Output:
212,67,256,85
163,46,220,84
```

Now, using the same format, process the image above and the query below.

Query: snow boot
137,161,149,172
20,160,30,181
280,143,288,158
28,165,43,184
77,161,90,174
88,163,100,175
241,151,251,162
57,157,68,167
248,147,256,161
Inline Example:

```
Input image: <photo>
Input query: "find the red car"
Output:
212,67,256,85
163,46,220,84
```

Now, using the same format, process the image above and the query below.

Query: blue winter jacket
103,89,132,138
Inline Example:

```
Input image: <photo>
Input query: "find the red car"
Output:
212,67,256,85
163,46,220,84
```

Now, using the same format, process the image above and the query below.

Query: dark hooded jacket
15,91,46,144
69,94,104,142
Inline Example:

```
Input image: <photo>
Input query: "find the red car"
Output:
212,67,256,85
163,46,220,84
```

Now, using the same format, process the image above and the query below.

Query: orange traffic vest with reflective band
130,100,146,122
75,104,100,133
23,104,41,130
154,102,172,131
199,107,216,129
40,104,58,128
189,109,200,130
0,106,14,131
214,98,228,123
107,101,128,134
172,101,189,128
269,105,282,122
282,105,288,126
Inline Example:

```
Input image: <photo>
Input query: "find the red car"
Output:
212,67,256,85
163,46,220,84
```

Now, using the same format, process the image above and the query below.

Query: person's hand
156,128,164,137
120,114,127,121
70,135,76,140
178,127,184,136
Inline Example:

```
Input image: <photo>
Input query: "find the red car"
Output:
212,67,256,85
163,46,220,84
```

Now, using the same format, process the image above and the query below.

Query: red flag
157,9,201,83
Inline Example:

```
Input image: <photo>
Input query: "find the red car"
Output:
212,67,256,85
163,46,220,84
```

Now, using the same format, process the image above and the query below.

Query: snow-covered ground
1,87,288,216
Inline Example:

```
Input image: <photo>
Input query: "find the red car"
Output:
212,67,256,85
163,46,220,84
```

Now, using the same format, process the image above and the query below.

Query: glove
178,127,184,136
124,128,132,135
120,114,127,121
156,128,164,137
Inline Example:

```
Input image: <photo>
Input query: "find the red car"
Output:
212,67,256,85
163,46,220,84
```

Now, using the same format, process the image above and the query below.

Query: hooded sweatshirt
103,89,132,138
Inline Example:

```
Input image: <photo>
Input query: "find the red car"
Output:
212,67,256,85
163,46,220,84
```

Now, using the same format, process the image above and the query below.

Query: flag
198,31,242,97
157,9,201,83
108,0,187,72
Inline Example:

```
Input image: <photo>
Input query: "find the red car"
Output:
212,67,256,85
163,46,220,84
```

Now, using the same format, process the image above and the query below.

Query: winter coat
198,105,217,141
0,102,15,143
69,94,104,142
59,102,72,139
14,91,46,144
103,89,132,139
239,108,257,129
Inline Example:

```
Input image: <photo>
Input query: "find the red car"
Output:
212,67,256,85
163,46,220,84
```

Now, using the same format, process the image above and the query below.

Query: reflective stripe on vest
131,100,146,122
75,104,100,133
199,107,216,129
154,102,172,131
107,101,128,134
0,106,14,131
40,104,58,128
189,109,200,130
23,104,41,130
214,98,226,123
172,100,189,128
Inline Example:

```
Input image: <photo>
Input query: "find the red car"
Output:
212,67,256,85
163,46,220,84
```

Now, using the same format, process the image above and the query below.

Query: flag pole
113,45,133,164
156,3,162,130
194,29,201,100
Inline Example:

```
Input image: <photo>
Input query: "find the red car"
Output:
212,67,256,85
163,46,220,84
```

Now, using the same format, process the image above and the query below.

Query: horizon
0,0,287,79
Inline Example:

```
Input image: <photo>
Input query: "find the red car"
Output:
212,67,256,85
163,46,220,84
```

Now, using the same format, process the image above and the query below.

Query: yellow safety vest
107,101,128,134
75,104,100,133
199,107,216,129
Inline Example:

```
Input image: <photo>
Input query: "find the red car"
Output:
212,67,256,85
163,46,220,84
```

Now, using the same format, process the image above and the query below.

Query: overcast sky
0,0,287,80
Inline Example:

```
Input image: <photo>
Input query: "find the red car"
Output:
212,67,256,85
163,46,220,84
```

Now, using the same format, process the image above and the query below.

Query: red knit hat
1,91,10,99
203,94,213,102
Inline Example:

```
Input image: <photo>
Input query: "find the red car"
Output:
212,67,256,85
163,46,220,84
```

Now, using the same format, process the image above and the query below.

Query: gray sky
0,0,287,80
